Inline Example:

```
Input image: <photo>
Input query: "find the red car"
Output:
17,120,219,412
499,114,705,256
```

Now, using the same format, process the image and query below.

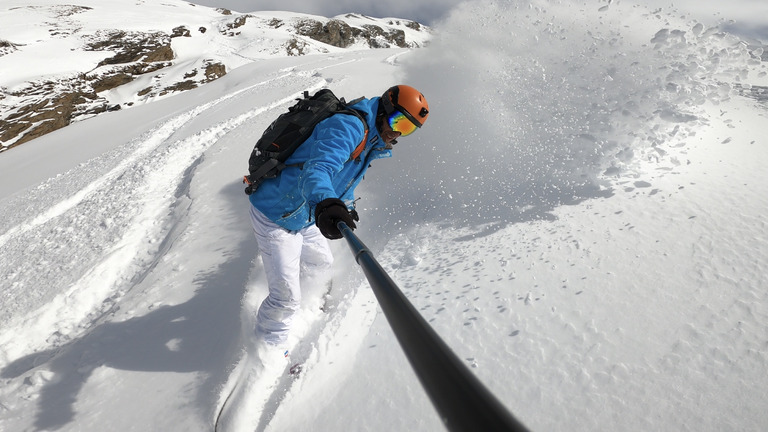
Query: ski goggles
387,110,419,137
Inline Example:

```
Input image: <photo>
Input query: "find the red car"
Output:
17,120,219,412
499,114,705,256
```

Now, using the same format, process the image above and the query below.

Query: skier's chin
382,130,400,144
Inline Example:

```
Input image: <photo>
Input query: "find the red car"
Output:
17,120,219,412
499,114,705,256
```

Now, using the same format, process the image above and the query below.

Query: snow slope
1,1,767,431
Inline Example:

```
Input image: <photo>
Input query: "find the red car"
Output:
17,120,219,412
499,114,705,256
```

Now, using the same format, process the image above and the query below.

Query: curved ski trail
0,70,329,364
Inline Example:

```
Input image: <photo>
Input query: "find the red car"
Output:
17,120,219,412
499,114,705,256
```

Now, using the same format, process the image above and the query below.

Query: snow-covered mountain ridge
0,0,430,151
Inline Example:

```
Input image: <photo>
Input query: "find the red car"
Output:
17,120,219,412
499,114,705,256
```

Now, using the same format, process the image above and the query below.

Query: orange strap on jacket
350,128,369,161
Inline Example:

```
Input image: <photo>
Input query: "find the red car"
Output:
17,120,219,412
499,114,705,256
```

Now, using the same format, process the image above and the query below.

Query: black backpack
243,89,369,195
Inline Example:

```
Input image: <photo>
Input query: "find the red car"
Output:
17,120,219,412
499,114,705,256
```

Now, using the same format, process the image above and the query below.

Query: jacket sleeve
297,114,366,211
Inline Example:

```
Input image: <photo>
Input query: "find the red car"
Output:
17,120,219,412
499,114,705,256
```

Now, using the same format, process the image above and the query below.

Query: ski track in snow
0,65,331,364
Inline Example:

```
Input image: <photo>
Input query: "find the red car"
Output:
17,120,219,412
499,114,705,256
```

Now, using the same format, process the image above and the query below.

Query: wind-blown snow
372,1,766,231
1,1,767,431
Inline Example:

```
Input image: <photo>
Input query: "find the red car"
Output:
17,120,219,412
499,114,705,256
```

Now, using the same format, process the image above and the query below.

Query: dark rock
91,73,134,93
295,19,411,49
171,26,191,38
87,31,174,65
295,19,354,48
0,87,100,148
203,62,226,81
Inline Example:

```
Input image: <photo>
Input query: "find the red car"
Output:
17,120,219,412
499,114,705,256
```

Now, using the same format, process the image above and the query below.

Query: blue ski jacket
248,96,392,231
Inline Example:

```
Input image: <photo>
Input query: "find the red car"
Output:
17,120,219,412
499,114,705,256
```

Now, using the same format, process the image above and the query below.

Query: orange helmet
381,85,430,128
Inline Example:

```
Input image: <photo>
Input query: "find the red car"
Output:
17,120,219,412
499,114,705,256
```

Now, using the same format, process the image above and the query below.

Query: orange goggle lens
387,110,419,137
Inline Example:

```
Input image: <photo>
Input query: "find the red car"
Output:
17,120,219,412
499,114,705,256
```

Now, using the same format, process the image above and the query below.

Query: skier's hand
315,198,357,239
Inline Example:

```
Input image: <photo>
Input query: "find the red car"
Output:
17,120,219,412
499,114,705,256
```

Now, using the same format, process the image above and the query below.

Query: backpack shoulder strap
340,107,369,162
350,129,368,161
344,96,365,106
337,96,369,161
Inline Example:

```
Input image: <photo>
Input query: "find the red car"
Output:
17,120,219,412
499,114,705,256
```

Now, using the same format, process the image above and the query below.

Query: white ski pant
249,205,333,345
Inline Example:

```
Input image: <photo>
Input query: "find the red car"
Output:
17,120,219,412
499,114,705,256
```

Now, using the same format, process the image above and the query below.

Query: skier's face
381,123,401,144
378,116,401,144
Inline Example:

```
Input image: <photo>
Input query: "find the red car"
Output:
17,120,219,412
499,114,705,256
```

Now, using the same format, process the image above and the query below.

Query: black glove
315,198,358,239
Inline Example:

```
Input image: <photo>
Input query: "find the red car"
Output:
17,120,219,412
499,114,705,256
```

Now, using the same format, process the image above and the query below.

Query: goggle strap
394,103,423,128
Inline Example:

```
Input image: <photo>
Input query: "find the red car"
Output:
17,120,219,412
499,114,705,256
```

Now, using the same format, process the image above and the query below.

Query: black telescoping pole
338,222,530,432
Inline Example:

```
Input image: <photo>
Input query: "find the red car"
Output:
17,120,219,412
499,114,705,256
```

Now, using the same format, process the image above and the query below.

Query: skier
247,85,430,352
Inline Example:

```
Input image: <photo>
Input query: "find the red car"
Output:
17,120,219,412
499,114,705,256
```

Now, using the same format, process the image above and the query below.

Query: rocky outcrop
0,81,100,148
295,19,356,47
153,60,227,97
294,18,417,49
0,29,228,150
221,15,250,36
86,31,174,65
0,40,22,57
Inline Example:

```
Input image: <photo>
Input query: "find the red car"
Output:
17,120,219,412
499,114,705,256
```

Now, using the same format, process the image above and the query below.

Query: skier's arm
298,115,365,211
